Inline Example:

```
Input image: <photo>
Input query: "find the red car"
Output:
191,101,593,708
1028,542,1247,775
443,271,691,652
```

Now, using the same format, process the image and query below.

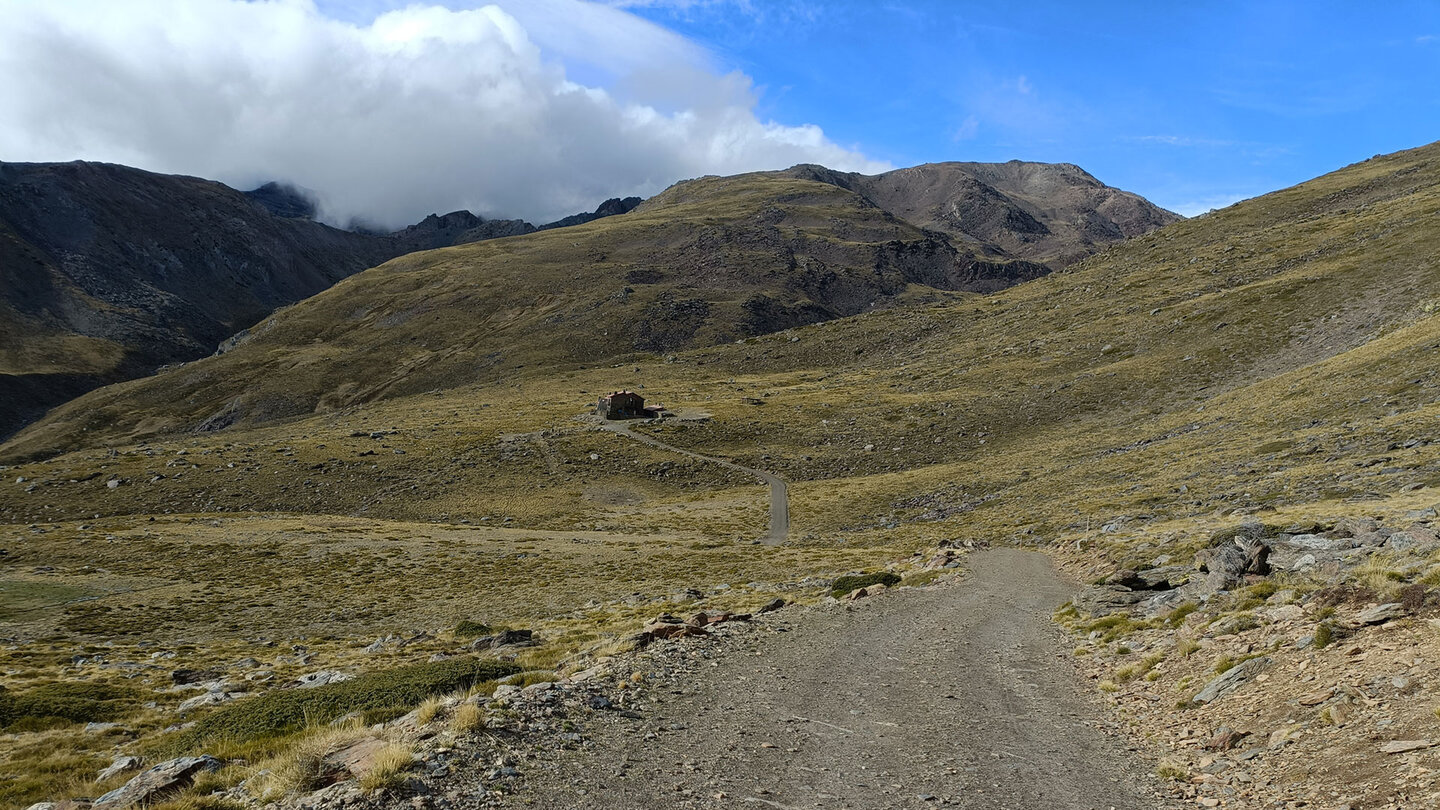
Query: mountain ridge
0,157,1173,444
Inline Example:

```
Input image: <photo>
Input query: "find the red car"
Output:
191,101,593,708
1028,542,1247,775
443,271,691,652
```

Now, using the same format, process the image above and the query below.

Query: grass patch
830,571,901,597
1164,602,1199,627
453,620,494,639
358,744,413,793
451,702,484,733
177,657,518,749
1078,613,1148,642
0,681,137,731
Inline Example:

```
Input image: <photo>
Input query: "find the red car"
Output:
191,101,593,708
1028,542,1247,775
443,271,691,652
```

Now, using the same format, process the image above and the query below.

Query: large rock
1195,537,1270,592
93,756,221,809
1073,585,1147,617
1193,657,1271,704
1385,525,1440,553
469,629,535,650
293,670,352,689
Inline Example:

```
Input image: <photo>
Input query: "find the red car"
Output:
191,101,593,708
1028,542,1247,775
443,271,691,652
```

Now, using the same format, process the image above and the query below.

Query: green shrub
830,571,901,596
1164,602,1199,627
453,620,495,638
0,681,137,730
178,657,519,747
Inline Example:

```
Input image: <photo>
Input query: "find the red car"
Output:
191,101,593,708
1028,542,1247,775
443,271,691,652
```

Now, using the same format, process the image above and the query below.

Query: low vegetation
829,571,902,596
177,657,519,748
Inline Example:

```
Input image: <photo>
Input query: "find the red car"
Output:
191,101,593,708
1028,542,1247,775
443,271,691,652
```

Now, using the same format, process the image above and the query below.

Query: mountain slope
0,161,405,439
0,164,653,441
3,142,1435,529
788,160,1182,266
1,144,1437,810
0,170,1061,457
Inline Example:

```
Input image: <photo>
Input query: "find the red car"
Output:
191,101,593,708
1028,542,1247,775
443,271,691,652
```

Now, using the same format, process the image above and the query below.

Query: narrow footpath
600,421,789,545
506,549,1177,810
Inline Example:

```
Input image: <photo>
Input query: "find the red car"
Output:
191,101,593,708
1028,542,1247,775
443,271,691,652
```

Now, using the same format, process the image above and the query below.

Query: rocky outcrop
786,160,1182,268
0,161,400,440
538,196,643,230
92,756,221,809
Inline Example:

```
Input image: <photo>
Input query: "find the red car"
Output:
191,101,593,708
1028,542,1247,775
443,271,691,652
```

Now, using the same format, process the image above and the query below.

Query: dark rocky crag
0,161,405,439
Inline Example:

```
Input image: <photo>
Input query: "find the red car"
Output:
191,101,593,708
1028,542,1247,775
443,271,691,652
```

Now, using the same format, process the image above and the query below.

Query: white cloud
0,0,887,228
1170,193,1252,218
952,115,979,142
1126,135,1236,148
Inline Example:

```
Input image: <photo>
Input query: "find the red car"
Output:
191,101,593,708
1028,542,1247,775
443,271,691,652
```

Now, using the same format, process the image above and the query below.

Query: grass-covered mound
0,681,138,731
179,657,520,747
831,571,902,597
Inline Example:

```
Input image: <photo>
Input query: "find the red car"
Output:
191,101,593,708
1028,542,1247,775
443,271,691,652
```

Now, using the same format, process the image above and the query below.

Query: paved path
600,421,789,544
508,549,1176,810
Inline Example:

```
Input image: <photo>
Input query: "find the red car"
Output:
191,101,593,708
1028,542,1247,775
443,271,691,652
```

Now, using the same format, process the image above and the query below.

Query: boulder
1073,585,1147,616
756,598,786,614
469,629,535,650
643,621,706,639
1193,657,1271,704
293,670,352,689
92,756,221,809
1385,525,1440,553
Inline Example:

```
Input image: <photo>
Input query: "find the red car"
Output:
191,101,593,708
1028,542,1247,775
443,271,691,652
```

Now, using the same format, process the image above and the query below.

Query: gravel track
505,549,1177,809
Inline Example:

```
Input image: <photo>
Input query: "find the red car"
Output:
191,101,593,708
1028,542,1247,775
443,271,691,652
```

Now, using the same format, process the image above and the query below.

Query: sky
0,0,1436,227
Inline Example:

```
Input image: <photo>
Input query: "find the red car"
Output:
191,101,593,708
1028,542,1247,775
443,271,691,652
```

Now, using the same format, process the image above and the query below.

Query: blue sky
615,0,1440,215
5,0,1437,223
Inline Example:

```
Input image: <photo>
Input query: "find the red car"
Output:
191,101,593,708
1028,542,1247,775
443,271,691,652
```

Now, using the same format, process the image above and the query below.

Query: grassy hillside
0,172,1055,460
0,142,1437,809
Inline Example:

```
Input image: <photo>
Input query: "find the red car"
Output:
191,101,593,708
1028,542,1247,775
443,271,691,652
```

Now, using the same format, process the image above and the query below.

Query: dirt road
507,549,1175,809
600,421,789,544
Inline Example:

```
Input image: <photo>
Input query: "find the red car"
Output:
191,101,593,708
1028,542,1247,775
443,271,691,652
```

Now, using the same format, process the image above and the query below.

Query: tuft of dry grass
450,702,484,733
357,744,413,793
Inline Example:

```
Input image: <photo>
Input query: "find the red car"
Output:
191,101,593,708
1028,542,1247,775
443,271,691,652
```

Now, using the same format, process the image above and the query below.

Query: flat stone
98,756,145,781
323,736,389,778
1193,657,1272,704
93,756,221,809
1380,739,1434,754
1352,603,1405,626
469,629,536,650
